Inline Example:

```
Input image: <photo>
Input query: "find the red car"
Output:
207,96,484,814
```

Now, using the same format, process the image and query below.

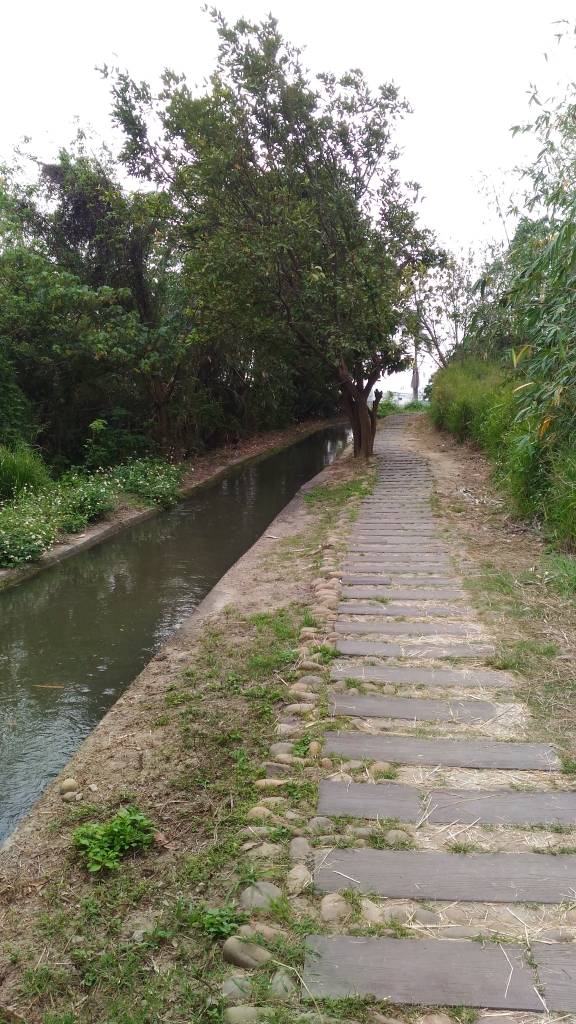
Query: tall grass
429,359,576,549
0,446,51,501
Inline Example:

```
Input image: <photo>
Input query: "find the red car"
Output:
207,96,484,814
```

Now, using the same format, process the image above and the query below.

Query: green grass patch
72,807,156,872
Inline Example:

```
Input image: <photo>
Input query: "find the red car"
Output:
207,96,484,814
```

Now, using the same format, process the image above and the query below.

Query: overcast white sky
2,0,574,391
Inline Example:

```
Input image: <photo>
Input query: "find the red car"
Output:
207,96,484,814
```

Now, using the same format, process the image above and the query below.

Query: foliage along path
250,414,576,1020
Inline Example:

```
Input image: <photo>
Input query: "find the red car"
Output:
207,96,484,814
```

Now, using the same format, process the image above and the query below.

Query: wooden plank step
338,604,471,616
532,944,576,1012
335,621,476,636
428,788,576,825
341,566,451,575
336,640,495,657
327,693,498,721
342,588,466,600
330,664,513,686
318,779,422,819
317,781,576,824
324,732,559,770
302,936,542,1009
313,848,576,903
342,575,456,585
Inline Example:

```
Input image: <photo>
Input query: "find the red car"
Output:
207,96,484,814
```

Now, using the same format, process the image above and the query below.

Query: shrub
72,807,156,871
429,357,576,547
0,445,51,500
0,456,185,565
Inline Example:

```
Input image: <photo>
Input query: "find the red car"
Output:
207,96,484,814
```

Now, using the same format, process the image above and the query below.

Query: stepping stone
330,664,514,687
336,640,495,657
339,604,470,617
342,588,465,600
313,849,576,903
335,621,476,636
317,781,576,825
324,733,560,770
533,943,576,1011
302,936,543,1009
327,694,499,721
428,789,576,825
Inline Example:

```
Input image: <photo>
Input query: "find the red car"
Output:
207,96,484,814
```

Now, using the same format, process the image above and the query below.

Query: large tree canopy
105,12,438,455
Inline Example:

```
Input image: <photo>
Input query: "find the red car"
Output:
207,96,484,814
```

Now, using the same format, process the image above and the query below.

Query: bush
72,807,156,871
429,357,576,547
0,456,186,566
0,445,51,501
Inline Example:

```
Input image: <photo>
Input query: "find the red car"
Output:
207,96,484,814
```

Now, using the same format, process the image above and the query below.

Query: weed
187,903,249,939
73,807,156,871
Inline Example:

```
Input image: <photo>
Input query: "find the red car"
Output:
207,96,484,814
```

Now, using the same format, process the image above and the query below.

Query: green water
0,425,350,843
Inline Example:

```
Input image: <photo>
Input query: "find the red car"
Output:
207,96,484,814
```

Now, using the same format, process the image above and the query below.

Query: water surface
0,425,350,843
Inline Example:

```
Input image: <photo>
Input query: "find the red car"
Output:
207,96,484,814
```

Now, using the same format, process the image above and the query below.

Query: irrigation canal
0,424,350,845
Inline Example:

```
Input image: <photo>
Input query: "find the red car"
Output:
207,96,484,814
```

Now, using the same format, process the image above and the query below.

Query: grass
0,457,185,566
73,807,157,871
0,444,51,500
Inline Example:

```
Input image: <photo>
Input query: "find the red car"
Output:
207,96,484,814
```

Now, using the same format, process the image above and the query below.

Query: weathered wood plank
302,936,542,1009
335,621,476,636
327,693,498,721
336,640,495,657
533,944,576,1012
339,604,471,617
317,780,422,820
342,588,466,600
342,576,456,585
318,780,576,824
313,849,576,903
428,789,576,825
324,732,559,770
330,664,514,686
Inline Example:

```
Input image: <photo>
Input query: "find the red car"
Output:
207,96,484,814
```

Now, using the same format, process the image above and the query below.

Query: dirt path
1,414,575,1024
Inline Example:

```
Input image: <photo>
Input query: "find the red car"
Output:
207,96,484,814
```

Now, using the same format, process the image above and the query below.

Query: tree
105,12,438,456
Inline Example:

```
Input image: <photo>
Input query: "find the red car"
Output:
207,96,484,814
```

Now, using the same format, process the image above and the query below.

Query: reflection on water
0,425,350,843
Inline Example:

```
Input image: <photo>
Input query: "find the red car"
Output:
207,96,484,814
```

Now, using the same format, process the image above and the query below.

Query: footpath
1,413,575,1024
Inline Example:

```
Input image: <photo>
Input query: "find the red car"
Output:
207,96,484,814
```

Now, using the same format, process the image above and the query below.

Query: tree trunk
339,377,377,458
151,375,170,445
371,389,383,441
411,362,419,402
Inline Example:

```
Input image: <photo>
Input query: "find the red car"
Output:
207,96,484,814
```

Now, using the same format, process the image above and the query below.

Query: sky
2,0,574,392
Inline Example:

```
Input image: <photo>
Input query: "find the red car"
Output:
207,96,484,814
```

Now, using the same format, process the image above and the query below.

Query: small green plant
72,807,156,871
188,903,249,939
0,444,51,500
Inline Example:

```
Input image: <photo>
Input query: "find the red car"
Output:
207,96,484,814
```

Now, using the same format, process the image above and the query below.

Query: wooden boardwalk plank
334,621,477,636
318,780,576,824
302,936,542,1009
318,780,422,820
338,604,471,617
324,732,560,770
428,789,576,825
327,693,498,721
342,575,456,585
342,588,466,600
329,664,514,687
533,944,576,1012
336,640,495,657
313,849,576,903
